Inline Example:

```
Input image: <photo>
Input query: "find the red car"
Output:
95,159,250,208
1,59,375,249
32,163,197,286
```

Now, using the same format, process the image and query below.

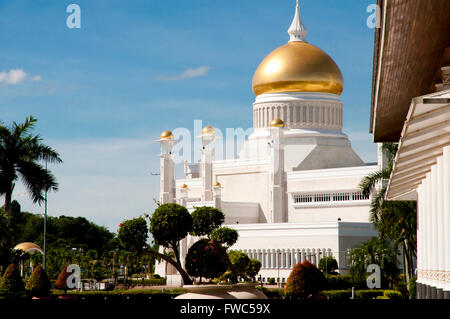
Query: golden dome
252,41,344,96
202,126,216,136
213,182,222,187
270,118,285,128
13,242,44,255
180,184,188,189
160,130,173,140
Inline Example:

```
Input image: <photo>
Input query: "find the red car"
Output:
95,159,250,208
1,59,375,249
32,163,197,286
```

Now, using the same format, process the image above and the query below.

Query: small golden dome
252,41,344,96
213,182,222,187
270,118,285,128
160,130,173,140
13,242,44,255
180,184,188,189
202,126,216,136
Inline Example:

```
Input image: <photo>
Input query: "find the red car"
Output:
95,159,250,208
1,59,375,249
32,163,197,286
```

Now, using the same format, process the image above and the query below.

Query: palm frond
359,169,390,197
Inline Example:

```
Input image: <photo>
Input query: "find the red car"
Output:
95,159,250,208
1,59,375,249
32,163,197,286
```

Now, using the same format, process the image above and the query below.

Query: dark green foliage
0,116,62,212
150,203,192,248
210,227,238,248
0,264,25,297
256,286,285,299
321,289,400,300
285,260,326,299
185,239,228,280
189,206,224,237
118,216,148,253
227,250,251,282
323,274,353,290
25,264,51,296
247,259,262,280
382,290,404,300
224,250,261,283
350,237,399,289
318,256,338,274
321,290,352,300
125,278,167,287
408,275,416,299
267,277,276,285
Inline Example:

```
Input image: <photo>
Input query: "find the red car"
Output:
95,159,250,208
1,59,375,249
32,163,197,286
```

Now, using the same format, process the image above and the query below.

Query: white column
425,173,432,288
291,248,296,267
443,146,450,292
417,183,424,286
437,156,445,290
272,249,277,269
430,165,438,287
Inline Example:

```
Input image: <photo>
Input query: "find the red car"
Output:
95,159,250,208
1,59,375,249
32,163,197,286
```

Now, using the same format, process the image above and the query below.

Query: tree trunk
141,250,192,285
3,189,12,212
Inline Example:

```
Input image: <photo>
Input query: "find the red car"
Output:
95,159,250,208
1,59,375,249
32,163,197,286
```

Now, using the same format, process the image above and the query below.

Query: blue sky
0,0,378,232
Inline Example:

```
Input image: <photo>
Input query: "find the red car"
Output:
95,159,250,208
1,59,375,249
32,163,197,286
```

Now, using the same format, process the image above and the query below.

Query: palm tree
359,143,417,282
359,143,397,224
0,116,62,212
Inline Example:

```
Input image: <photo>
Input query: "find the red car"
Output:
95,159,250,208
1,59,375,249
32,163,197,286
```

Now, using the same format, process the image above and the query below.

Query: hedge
256,286,285,299
323,275,353,290
321,289,403,300
126,278,167,286
49,288,185,301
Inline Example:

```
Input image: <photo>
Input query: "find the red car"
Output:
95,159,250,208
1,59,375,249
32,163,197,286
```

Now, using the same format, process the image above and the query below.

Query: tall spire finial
288,0,308,42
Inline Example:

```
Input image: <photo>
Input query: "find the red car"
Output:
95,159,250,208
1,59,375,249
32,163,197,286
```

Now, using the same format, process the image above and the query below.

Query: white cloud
157,65,211,81
0,69,42,85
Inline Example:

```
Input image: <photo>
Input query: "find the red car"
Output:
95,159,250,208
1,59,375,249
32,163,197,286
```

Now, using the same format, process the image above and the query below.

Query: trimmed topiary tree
26,264,51,297
210,227,239,248
318,256,338,274
54,265,70,292
285,260,326,299
247,259,262,281
185,239,228,282
190,206,224,237
118,216,149,253
0,263,25,298
150,203,193,284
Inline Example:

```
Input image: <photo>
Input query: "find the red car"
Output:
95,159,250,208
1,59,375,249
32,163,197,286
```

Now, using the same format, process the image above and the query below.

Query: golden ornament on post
270,118,285,128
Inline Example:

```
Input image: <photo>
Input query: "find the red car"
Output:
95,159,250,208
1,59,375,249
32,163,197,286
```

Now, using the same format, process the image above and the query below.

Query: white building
155,1,378,286
370,0,450,299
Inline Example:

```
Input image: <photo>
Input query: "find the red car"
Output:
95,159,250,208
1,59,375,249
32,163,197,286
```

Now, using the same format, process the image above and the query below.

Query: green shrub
257,286,285,299
150,203,192,248
185,239,229,280
324,274,353,290
355,289,385,299
0,264,25,298
321,290,352,300
285,260,326,299
210,227,238,248
126,278,167,286
318,256,338,274
189,206,224,237
382,290,403,300
118,216,148,253
408,276,416,299
267,277,276,285
26,264,51,296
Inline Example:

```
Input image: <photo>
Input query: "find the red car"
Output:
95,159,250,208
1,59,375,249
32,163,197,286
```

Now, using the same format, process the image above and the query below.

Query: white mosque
155,1,379,285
